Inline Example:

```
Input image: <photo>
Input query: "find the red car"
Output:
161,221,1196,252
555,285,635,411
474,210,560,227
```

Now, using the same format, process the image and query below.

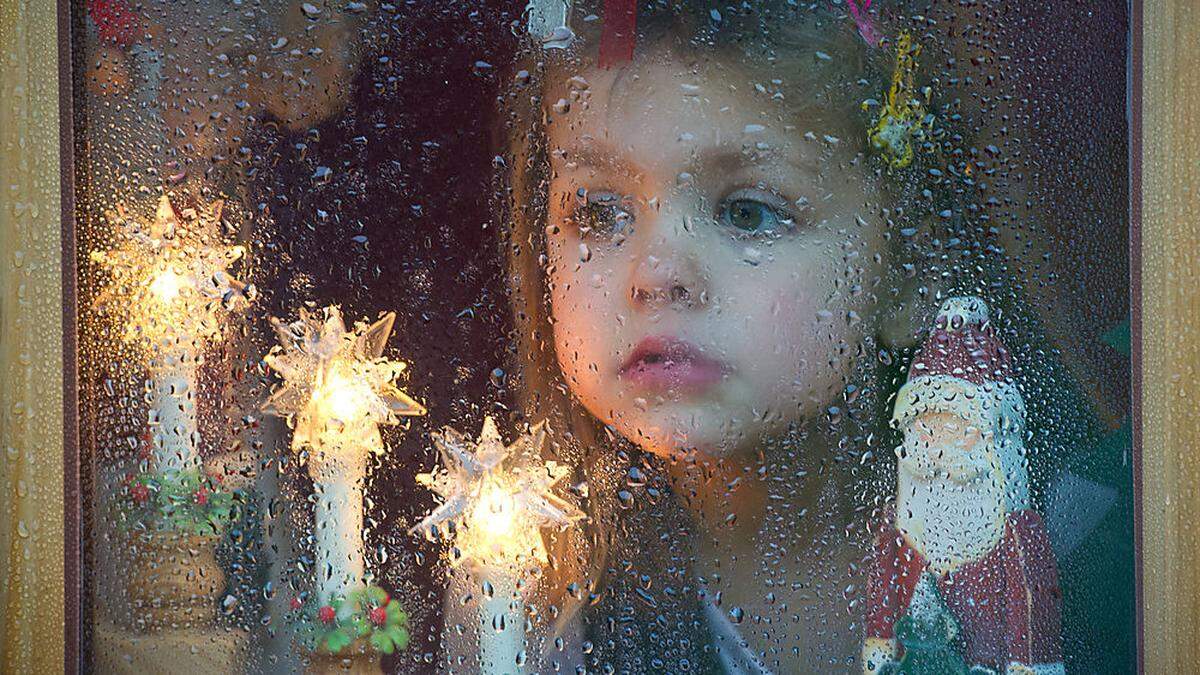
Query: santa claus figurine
863,296,1065,675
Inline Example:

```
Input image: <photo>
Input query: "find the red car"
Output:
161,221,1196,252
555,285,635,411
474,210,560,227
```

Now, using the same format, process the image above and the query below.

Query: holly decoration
117,467,236,536
295,585,410,656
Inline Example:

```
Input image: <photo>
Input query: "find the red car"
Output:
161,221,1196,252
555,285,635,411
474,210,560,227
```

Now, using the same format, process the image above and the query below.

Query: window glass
75,1,1133,672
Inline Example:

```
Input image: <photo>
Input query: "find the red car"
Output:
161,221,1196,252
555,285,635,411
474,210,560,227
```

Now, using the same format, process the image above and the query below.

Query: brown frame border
1130,0,1145,670
59,0,79,669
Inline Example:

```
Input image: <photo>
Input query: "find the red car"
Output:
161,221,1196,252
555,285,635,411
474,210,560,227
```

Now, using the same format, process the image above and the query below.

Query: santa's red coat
866,508,1064,671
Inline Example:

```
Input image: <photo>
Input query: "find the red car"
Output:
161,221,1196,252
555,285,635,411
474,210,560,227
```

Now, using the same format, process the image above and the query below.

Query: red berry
318,605,336,624
290,597,303,611
194,487,209,506
369,606,387,627
130,484,150,504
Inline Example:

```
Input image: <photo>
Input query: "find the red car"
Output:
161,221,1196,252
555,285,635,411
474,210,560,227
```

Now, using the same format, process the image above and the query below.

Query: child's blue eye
718,194,794,234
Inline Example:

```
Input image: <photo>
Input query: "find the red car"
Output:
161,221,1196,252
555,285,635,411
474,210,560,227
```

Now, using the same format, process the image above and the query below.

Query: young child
495,1,1102,672
496,3,940,671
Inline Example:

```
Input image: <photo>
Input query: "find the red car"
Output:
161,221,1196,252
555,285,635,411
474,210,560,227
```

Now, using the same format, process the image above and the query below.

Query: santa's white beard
896,457,1008,575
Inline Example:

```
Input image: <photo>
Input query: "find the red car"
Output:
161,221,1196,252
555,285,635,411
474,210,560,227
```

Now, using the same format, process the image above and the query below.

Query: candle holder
414,417,583,674
264,305,425,671
91,192,253,619
89,193,253,664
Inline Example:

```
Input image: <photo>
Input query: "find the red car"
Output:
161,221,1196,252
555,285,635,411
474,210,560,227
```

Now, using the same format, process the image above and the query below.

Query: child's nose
627,242,708,312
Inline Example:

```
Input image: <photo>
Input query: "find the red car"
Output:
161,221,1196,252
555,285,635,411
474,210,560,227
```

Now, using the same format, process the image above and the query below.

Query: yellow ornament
868,31,933,169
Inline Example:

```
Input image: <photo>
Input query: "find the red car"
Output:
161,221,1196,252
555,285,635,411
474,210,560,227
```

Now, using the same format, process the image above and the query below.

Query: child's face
542,49,886,460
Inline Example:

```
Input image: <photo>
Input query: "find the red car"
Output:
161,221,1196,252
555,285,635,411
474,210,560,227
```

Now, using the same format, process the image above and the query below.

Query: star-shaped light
414,417,583,569
90,194,255,354
263,306,425,465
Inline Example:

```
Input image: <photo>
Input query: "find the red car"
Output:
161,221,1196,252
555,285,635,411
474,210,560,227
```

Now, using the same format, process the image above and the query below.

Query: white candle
415,419,581,675
443,565,525,674
477,568,524,675
263,307,425,609
150,350,201,474
311,455,367,605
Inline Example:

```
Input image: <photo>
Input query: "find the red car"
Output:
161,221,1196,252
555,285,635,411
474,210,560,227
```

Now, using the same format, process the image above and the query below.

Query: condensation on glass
73,1,1134,673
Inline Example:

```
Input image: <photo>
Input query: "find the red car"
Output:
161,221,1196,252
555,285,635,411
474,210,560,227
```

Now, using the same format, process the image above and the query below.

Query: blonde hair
493,0,900,652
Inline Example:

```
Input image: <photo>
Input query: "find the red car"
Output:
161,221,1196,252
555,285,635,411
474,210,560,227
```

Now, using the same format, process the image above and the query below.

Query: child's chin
614,415,746,462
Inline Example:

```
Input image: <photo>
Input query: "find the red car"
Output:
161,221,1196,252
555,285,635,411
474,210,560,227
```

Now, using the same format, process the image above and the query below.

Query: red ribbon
597,0,637,68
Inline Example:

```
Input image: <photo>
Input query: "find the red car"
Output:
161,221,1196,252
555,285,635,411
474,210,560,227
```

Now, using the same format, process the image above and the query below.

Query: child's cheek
742,260,851,401
547,251,623,384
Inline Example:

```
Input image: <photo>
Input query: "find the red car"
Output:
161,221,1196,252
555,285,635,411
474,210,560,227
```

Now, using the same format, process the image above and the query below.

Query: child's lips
618,335,728,394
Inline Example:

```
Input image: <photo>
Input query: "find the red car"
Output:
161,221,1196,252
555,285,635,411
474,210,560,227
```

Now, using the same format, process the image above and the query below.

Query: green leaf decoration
387,625,410,651
294,584,411,656
324,629,352,654
114,467,240,536
370,631,394,655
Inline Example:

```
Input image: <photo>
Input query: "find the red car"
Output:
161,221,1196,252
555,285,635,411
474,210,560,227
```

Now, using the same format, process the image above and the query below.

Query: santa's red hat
891,296,1026,436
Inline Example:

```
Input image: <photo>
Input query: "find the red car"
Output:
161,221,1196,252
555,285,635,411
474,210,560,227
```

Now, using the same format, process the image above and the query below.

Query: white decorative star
414,417,583,568
263,306,425,464
90,194,255,353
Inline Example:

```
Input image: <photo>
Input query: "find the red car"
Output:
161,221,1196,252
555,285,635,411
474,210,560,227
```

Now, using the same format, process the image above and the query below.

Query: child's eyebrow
698,146,818,175
552,134,821,178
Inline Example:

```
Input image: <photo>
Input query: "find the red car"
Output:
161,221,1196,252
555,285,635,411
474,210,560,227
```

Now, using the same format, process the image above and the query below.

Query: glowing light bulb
473,482,518,540
318,371,368,422
149,269,185,303
414,418,583,569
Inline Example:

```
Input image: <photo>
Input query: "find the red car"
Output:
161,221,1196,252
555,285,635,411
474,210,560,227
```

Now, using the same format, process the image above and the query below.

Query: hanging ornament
867,31,934,169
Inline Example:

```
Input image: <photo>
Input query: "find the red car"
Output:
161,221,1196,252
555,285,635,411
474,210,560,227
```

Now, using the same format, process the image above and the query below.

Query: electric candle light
414,417,583,674
90,194,255,475
264,306,425,604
